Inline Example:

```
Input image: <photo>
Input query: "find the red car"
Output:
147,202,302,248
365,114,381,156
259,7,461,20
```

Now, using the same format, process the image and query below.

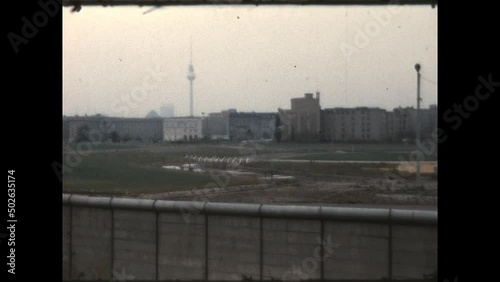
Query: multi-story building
63,100,436,144
228,111,276,141
281,92,321,142
163,117,202,141
64,115,163,143
386,107,418,141
202,112,230,140
321,107,387,142
201,109,276,141
114,118,163,142
64,115,202,143
421,104,437,139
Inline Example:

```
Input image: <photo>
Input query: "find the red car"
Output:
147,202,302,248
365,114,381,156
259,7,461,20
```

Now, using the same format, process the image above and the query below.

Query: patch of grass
288,150,436,162
244,161,400,177
62,142,437,196
63,150,260,195
65,141,139,151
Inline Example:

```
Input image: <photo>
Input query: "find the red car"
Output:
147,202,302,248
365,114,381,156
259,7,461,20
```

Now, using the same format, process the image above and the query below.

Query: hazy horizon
63,5,437,118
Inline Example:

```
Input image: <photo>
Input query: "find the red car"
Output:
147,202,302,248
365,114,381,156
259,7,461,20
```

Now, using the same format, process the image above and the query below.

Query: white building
163,117,203,141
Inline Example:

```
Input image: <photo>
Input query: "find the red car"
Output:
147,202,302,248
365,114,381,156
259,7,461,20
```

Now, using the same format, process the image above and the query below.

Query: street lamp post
415,63,422,185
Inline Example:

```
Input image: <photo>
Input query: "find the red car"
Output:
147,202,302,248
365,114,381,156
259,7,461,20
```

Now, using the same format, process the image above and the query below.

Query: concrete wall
71,207,112,280
62,195,437,281
392,225,437,279
208,215,260,280
158,213,206,280
113,210,157,280
263,219,321,281
62,206,71,280
323,222,389,280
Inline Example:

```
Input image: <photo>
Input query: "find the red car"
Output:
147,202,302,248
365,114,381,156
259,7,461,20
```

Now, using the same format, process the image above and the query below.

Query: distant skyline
63,5,437,118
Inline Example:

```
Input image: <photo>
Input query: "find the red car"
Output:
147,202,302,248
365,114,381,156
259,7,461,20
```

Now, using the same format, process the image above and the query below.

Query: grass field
63,142,436,195
65,142,139,151
287,151,436,161
256,143,437,161
63,147,260,195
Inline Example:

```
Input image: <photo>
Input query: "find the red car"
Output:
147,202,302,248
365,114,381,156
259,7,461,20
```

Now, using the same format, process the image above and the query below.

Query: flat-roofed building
228,111,276,141
322,107,387,142
163,117,203,141
202,112,230,140
281,92,322,142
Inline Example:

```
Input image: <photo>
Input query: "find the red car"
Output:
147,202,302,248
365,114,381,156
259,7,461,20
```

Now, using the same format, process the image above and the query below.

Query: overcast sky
63,5,437,118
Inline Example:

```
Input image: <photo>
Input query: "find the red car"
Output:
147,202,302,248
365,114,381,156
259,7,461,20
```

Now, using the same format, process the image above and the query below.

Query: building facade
113,118,163,142
63,100,436,144
280,92,321,142
202,112,230,140
163,117,202,141
321,107,387,142
64,115,163,143
201,109,276,141
386,107,418,141
279,93,436,143
228,111,276,141
421,104,437,139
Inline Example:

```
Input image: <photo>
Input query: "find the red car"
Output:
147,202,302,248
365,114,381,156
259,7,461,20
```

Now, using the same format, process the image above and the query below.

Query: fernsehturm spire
187,40,196,116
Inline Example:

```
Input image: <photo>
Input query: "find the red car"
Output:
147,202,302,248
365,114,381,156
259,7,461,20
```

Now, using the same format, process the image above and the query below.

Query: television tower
187,40,196,116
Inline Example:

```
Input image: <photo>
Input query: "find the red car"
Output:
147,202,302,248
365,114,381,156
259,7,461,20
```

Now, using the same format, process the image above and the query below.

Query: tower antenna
190,37,193,64
187,38,196,116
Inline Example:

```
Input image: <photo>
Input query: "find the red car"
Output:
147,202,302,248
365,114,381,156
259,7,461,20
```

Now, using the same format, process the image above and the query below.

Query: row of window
339,128,372,132
339,116,373,122
335,134,372,139
165,129,199,134
339,122,372,126
164,122,199,128
335,110,372,115
165,135,199,141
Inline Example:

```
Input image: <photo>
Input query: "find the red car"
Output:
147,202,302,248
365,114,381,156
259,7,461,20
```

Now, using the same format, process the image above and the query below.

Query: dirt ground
140,164,437,210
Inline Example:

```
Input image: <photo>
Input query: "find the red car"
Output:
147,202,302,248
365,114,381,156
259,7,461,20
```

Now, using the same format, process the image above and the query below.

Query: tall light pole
415,63,422,185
